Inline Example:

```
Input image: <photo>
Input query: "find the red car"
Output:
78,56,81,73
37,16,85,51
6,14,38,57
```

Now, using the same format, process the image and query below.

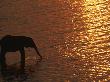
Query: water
0,0,110,82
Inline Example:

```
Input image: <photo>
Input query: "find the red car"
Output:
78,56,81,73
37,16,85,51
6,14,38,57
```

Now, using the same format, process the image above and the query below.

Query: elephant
0,35,42,73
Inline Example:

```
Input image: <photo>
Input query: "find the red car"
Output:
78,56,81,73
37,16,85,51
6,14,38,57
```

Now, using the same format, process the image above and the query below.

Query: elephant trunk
32,41,42,60
34,45,42,60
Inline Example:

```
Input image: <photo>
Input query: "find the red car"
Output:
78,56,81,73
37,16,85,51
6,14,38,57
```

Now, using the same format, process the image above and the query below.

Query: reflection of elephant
0,35,42,72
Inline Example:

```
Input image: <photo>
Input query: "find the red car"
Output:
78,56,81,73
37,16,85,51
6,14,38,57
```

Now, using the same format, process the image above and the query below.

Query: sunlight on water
57,0,110,81
1,0,110,82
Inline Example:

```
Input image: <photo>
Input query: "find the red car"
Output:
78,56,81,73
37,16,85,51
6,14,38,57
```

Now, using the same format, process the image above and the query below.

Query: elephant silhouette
0,35,42,73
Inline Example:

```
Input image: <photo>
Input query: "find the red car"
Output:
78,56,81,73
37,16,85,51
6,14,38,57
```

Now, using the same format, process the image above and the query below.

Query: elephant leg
19,48,25,70
0,49,7,73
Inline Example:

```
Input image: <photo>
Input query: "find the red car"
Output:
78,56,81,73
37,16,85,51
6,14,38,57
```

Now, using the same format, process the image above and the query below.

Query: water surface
0,0,110,82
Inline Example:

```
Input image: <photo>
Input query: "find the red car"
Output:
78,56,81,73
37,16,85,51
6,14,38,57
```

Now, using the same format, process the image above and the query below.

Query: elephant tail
0,40,1,49
0,40,1,46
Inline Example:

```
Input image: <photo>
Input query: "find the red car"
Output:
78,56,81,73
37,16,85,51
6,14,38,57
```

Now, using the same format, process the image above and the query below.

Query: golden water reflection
57,0,110,81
